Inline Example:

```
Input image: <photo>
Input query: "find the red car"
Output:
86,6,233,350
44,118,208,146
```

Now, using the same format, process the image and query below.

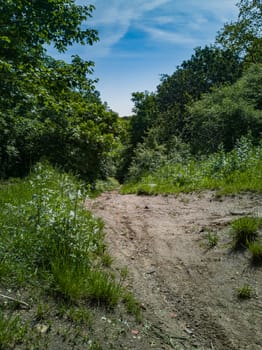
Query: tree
0,1,120,181
130,91,157,146
186,64,262,153
154,45,242,141
216,0,262,64
0,0,98,57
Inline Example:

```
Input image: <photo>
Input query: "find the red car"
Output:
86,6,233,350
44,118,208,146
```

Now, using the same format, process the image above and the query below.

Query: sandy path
86,191,262,350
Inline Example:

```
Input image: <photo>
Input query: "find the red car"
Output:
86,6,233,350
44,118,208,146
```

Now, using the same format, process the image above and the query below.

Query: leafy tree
130,91,157,146
122,46,243,179
150,45,243,143
216,0,262,65
186,64,262,153
0,0,98,57
0,1,120,181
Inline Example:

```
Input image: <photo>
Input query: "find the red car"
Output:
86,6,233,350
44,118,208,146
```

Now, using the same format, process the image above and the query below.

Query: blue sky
54,0,239,116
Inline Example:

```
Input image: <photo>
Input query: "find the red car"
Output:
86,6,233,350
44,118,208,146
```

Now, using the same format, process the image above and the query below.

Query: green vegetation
248,241,262,265
0,164,115,300
0,0,261,348
0,164,140,348
123,292,142,322
118,1,261,185
216,0,262,66
0,315,27,349
122,137,262,195
237,284,253,299
205,231,219,248
0,0,120,182
231,216,261,249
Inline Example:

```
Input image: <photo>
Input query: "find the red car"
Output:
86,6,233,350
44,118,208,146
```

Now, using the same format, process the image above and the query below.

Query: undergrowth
0,163,141,349
122,137,262,195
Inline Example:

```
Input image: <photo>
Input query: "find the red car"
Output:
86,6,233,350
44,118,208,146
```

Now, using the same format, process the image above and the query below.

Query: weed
101,252,114,267
205,231,219,248
67,307,92,326
35,302,50,321
88,340,104,350
122,292,142,322
248,241,262,265
95,177,120,194
237,284,252,299
0,314,27,349
85,270,122,307
231,217,260,249
0,163,146,348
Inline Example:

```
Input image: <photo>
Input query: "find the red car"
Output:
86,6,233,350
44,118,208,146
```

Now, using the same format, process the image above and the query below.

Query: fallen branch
0,293,30,308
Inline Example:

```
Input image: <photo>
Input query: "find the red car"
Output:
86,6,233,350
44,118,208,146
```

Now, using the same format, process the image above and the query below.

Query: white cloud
77,0,172,56
81,0,237,57
138,25,196,45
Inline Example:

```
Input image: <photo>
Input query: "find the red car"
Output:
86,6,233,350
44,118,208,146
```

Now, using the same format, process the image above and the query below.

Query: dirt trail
86,191,262,350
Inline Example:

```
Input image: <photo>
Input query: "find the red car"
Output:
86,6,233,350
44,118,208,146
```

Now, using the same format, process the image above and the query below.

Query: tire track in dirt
86,191,262,350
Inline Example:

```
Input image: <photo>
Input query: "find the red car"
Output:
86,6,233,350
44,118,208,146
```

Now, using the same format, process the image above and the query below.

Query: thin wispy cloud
70,0,238,115
79,0,238,57
138,25,196,45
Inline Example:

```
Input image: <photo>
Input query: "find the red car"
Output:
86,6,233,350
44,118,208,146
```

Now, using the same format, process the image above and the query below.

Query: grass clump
122,292,142,322
231,217,260,249
237,284,253,299
205,231,219,248
66,307,93,326
248,240,262,265
85,270,122,307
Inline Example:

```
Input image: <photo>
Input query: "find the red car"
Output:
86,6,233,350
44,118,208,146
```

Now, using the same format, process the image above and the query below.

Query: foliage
157,46,242,112
120,46,243,180
186,64,262,154
0,0,98,58
121,137,262,195
237,284,253,299
205,232,219,248
154,46,242,141
216,0,262,65
0,163,125,305
0,1,120,182
248,240,262,265
231,217,261,249
127,142,168,181
130,91,157,146
0,314,27,349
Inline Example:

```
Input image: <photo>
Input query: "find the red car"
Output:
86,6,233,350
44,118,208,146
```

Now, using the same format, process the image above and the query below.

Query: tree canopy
0,1,120,181
216,0,262,65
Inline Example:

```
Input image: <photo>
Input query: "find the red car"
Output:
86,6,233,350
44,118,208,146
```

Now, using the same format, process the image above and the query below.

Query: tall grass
122,137,262,195
0,163,122,304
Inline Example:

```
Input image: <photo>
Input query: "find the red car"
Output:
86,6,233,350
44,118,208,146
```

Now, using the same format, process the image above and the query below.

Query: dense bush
186,64,262,154
0,164,124,303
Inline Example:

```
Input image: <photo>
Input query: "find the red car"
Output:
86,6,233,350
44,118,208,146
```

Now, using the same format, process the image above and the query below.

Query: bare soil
86,191,262,350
